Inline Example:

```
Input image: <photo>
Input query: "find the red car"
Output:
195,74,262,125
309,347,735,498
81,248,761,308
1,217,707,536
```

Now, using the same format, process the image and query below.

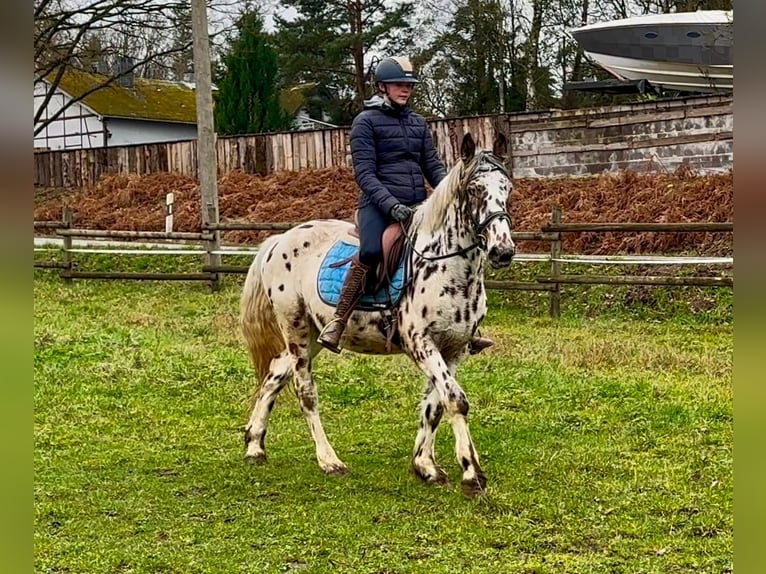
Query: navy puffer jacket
350,95,446,215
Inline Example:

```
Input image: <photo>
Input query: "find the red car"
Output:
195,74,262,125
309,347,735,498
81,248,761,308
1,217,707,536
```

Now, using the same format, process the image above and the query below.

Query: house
34,68,199,150
292,109,338,131
279,83,338,131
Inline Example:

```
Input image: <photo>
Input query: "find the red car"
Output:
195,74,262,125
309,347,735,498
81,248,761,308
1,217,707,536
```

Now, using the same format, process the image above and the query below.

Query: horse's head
459,133,516,268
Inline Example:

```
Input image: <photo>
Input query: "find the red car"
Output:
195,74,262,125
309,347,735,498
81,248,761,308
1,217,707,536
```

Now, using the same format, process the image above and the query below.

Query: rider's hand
390,204,414,223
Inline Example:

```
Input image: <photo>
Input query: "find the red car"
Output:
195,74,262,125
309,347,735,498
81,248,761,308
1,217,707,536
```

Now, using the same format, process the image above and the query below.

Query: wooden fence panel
33,94,733,187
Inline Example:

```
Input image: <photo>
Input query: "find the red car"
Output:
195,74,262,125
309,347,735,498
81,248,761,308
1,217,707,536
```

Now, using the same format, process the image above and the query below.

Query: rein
404,152,511,262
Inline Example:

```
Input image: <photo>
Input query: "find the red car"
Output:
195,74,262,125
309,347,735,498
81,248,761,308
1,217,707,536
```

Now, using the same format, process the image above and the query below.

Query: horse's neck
413,200,483,271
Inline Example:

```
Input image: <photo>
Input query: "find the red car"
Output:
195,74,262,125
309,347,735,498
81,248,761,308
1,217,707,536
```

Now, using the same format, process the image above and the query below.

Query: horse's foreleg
412,381,448,485
289,338,347,476
410,346,486,497
244,352,292,463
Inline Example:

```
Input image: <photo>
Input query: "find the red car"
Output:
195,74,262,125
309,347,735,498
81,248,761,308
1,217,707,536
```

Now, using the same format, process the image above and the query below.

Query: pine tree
214,11,292,135
274,0,414,124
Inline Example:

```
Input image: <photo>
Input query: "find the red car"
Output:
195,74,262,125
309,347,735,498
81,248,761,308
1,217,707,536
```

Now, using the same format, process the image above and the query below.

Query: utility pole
190,0,221,289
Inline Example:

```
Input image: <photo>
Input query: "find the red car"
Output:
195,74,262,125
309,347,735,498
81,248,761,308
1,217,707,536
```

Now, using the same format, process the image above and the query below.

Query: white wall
106,118,197,146
34,81,105,149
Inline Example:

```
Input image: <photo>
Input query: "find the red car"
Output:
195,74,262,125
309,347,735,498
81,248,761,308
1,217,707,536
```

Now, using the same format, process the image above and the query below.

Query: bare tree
33,0,237,136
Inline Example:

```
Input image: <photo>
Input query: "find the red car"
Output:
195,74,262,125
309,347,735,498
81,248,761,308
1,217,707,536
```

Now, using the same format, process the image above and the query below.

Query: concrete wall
501,95,732,177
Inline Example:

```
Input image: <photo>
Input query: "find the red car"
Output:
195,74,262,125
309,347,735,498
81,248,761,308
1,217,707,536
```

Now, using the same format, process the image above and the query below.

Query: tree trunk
523,0,544,110
350,0,366,113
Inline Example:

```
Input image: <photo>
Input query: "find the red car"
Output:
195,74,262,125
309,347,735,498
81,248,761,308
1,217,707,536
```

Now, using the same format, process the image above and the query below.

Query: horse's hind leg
281,315,347,476
412,381,449,485
244,352,293,463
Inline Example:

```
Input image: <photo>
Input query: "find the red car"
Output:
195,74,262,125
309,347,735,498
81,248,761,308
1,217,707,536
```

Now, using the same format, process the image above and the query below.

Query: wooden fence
33,94,733,188
34,208,733,318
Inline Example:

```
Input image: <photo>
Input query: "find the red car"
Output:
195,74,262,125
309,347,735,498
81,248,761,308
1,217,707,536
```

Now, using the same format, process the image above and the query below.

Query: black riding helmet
374,57,419,84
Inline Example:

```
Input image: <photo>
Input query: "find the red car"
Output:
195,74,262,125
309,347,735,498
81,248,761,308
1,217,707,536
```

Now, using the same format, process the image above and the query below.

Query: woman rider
317,56,493,355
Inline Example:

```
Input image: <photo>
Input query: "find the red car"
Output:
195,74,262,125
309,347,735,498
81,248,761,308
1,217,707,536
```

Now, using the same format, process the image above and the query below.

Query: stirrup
317,319,345,354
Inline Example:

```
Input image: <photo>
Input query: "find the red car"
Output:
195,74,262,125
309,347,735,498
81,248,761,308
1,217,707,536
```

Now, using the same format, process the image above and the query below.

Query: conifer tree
214,11,292,135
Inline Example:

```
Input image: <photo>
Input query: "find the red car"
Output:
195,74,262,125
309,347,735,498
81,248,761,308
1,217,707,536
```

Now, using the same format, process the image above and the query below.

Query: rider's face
384,82,414,106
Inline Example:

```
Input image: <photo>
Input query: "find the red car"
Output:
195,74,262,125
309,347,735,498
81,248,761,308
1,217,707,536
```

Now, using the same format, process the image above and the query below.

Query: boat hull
583,52,732,92
571,10,733,93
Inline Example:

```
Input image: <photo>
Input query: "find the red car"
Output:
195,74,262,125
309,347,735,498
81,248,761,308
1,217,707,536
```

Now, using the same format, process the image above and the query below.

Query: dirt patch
33,166,733,255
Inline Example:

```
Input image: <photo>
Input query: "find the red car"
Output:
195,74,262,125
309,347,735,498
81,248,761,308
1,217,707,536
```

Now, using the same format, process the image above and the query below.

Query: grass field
34,266,732,573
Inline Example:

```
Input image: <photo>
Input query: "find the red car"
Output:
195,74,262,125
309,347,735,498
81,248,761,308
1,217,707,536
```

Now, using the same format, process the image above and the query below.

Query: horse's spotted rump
240,133,515,495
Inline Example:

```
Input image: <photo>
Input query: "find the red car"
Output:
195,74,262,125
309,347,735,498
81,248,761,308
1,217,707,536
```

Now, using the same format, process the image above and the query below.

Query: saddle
348,210,407,293
316,214,409,352
317,218,410,312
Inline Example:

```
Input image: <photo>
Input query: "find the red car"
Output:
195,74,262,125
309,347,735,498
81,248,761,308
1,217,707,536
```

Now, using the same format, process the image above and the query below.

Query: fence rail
542,222,733,232
33,207,733,317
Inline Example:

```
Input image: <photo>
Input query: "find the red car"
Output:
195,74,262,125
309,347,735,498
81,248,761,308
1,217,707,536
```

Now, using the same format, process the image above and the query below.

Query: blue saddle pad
317,241,407,310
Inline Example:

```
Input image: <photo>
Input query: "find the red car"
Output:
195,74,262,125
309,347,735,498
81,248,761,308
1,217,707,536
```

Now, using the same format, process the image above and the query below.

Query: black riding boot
317,261,370,353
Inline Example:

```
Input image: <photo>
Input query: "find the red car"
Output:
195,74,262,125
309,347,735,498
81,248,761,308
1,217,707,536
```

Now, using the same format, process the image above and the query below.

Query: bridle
405,151,512,262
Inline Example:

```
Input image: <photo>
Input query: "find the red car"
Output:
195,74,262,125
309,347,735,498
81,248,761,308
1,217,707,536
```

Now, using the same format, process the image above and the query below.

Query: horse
239,132,515,497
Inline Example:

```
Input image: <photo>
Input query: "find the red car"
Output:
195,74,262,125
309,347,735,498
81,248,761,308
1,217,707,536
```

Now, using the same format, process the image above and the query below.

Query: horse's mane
418,159,465,234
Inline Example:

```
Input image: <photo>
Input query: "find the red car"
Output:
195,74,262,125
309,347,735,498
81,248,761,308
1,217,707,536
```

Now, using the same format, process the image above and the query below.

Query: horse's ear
460,133,476,162
492,132,508,159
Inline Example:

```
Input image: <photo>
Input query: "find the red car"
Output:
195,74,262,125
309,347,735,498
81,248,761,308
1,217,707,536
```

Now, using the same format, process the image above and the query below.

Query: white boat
570,10,733,93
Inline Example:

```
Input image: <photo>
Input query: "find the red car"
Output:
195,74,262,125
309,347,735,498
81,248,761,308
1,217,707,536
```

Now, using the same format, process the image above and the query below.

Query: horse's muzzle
488,245,515,268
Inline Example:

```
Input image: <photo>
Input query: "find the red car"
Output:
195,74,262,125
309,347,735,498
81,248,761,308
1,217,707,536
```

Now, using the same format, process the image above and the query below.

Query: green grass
34,268,732,573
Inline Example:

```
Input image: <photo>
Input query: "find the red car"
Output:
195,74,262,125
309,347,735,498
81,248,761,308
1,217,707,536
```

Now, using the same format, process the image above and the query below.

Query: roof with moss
51,69,198,123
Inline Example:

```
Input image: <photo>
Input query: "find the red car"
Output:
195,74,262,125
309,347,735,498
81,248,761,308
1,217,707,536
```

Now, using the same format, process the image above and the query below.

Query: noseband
408,152,512,261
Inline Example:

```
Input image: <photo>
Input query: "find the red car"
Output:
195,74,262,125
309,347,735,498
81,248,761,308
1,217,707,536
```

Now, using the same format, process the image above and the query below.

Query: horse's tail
240,236,286,382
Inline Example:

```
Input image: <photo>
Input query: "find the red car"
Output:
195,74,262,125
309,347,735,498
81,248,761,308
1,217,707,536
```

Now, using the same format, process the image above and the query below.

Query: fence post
61,206,73,282
549,207,562,318
205,204,221,291
165,192,174,232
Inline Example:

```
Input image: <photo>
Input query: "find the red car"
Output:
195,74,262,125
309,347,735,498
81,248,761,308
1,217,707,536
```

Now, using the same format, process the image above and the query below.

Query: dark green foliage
274,0,413,124
214,11,293,135
419,0,536,116
440,0,507,115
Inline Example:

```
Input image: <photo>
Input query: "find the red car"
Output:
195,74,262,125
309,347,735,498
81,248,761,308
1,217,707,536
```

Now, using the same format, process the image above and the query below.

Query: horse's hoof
244,452,268,465
321,462,348,476
412,463,450,486
429,468,450,486
461,472,487,498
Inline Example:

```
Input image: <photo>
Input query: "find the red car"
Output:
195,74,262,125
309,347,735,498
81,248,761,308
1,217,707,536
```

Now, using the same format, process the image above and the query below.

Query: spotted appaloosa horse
240,132,515,496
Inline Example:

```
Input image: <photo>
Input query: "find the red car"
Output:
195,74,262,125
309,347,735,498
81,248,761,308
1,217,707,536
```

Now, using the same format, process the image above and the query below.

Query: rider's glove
390,203,414,223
